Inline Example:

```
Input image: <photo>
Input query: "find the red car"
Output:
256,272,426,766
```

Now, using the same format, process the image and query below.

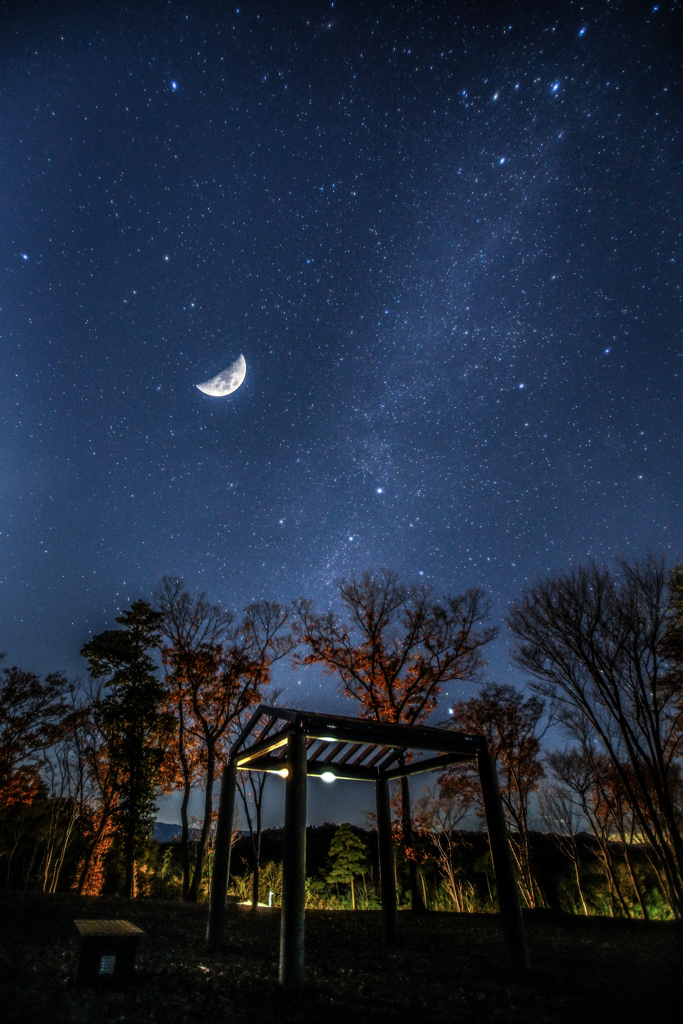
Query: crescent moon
196,354,247,397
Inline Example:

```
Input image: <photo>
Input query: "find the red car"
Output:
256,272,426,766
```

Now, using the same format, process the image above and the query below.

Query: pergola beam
383,751,474,780
242,705,484,756
235,731,290,766
243,755,379,782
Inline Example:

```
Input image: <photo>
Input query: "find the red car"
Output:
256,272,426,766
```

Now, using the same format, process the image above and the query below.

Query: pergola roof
230,705,486,783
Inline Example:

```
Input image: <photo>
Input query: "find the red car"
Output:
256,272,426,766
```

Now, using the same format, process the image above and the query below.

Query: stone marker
74,919,145,987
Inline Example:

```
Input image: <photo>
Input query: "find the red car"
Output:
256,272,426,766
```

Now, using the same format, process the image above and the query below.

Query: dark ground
0,892,679,1023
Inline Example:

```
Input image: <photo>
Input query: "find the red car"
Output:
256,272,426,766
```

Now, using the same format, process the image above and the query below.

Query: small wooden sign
74,919,145,987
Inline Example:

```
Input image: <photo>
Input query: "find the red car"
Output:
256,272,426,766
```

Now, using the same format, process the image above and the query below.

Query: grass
0,891,680,1023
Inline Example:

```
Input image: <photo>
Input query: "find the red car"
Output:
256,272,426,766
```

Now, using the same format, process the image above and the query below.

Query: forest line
1,552,681,921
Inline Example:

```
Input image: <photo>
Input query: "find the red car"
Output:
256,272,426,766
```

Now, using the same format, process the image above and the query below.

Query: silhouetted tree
294,567,496,911
539,776,590,916
544,746,633,916
414,783,473,911
508,554,683,917
441,682,546,907
81,600,174,898
0,658,68,806
156,579,294,901
155,577,232,899
232,694,284,912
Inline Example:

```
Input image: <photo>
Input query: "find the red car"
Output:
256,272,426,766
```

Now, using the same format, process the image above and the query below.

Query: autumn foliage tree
156,578,294,902
155,577,232,899
294,568,496,911
69,679,121,896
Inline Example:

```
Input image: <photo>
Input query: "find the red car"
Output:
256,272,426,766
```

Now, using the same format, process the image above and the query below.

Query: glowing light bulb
321,772,336,783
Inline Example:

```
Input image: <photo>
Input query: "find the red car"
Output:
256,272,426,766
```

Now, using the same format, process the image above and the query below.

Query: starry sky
2,0,681,750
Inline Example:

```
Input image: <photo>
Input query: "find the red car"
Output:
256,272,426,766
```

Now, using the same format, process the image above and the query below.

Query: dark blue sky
2,0,681,736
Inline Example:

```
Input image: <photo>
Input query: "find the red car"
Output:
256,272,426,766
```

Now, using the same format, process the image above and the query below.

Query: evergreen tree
81,600,174,897
326,823,369,910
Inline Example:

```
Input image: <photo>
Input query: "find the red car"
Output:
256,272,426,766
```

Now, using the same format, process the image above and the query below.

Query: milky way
2,2,681,717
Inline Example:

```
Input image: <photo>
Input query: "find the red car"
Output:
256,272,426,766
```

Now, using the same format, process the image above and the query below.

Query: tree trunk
180,776,192,900
400,773,425,913
123,730,142,899
645,847,675,917
351,875,355,910
124,850,136,898
573,847,589,916
599,843,630,918
50,804,77,894
251,790,263,912
623,842,649,920
76,803,112,895
188,749,215,902
42,794,59,892
178,702,193,901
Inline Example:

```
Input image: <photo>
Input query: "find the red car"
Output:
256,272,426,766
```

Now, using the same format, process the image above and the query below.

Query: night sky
2,2,681,824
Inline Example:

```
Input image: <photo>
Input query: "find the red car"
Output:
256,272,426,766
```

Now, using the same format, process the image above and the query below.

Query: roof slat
350,744,378,766
364,745,393,768
337,742,364,765
322,741,348,764
375,748,402,771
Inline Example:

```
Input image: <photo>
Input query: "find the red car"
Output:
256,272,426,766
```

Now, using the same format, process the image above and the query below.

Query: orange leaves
294,569,496,730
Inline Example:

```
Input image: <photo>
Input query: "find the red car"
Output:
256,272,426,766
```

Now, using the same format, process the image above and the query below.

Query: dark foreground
0,893,679,1024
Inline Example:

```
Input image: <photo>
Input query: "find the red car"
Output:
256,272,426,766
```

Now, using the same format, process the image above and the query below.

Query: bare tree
414,783,473,911
157,579,294,902
441,682,546,908
539,777,590,915
232,691,283,912
294,567,496,912
0,663,68,805
508,554,683,917
545,747,632,916
155,577,232,899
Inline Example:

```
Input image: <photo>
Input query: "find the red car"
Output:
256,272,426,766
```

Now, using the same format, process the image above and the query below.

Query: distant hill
154,822,184,843
154,822,249,843
154,822,204,843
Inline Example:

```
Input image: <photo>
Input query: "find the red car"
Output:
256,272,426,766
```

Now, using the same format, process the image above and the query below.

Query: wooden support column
279,729,308,986
478,750,530,972
375,772,398,944
206,758,238,949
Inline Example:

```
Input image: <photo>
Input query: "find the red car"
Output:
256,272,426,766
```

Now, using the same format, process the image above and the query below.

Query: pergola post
206,758,237,949
375,772,398,944
279,728,308,986
478,750,530,972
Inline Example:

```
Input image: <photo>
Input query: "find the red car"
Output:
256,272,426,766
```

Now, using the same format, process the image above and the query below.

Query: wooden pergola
206,705,529,984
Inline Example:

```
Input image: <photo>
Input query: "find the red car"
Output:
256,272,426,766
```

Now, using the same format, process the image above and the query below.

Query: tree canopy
81,599,174,897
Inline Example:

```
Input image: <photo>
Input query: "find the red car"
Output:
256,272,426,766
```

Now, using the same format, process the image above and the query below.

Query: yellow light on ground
320,771,336,783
